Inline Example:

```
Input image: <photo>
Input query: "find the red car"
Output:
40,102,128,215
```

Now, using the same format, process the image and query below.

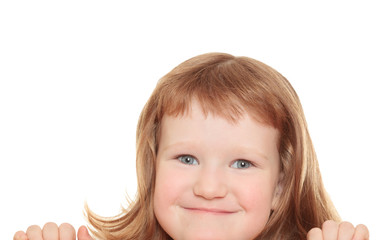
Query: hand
13,222,93,240
307,220,369,240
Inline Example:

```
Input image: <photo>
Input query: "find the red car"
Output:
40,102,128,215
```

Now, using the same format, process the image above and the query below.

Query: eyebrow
159,141,198,153
230,146,270,162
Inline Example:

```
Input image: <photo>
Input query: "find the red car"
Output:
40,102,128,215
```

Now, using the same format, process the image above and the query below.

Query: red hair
86,52,340,239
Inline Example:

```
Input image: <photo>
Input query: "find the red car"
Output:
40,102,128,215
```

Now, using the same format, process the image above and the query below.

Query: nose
193,167,228,199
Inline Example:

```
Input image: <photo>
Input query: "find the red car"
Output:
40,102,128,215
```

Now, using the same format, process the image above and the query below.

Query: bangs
154,53,288,130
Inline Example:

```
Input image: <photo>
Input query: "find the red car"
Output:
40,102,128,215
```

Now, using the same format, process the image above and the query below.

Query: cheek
154,165,191,227
155,166,189,203
240,183,274,207
234,176,276,222
154,167,174,211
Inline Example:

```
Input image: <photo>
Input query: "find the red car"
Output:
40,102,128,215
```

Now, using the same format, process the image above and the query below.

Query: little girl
14,53,369,239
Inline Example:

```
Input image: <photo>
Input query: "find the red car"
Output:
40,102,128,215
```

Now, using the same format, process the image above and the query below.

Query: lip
183,207,236,214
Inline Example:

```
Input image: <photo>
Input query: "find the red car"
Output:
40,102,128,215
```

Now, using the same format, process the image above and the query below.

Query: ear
272,172,284,210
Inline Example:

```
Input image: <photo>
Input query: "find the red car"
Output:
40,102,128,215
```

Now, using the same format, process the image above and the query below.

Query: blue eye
178,155,198,165
231,160,252,169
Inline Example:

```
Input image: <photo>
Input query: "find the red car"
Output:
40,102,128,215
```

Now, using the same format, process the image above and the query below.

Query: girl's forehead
162,99,270,128
157,101,281,162
157,100,281,151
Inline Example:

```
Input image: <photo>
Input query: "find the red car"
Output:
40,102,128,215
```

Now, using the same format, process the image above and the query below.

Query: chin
171,230,258,240
177,231,228,240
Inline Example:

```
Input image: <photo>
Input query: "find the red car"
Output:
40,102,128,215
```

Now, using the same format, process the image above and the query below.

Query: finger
13,231,28,240
322,220,338,240
77,226,93,240
59,223,76,240
42,222,59,240
352,224,369,240
307,227,323,240
337,222,355,240
26,225,43,240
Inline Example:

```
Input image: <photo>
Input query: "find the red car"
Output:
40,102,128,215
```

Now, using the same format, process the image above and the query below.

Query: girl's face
154,101,281,240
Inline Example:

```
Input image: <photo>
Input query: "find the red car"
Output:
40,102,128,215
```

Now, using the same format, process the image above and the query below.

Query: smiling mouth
183,207,236,215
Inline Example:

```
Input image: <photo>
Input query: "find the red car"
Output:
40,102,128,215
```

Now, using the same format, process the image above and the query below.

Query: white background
1,1,384,239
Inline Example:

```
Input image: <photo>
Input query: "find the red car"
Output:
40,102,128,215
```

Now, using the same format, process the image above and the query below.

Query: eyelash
176,155,255,169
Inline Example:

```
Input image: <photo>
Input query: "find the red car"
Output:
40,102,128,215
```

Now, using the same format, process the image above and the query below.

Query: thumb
77,226,93,240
